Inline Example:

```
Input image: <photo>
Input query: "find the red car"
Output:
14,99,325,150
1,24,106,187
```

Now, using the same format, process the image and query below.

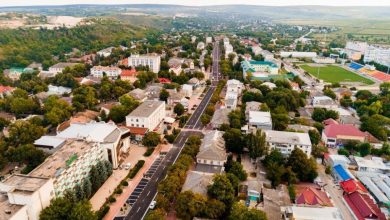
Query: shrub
114,188,123,194
108,196,116,203
128,160,145,179
144,147,155,157
97,205,110,220
121,180,129,186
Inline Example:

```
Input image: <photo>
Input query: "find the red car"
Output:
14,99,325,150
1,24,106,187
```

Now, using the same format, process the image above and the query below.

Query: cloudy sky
1,0,390,7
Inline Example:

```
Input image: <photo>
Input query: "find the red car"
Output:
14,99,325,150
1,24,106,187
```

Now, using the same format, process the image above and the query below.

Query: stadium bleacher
349,62,364,70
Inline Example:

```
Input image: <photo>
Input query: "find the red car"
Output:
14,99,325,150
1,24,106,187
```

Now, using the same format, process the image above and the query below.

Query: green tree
200,114,211,125
108,105,128,123
68,200,97,220
308,129,321,145
40,197,73,220
6,120,45,146
228,161,248,181
359,143,372,157
228,202,267,220
145,209,166,220
223,128,244,153
159,89,169,102
203,199,225,219
142,132,161,147
174,103,185,116
207,174,235,207
247,130,267,159
287,149,318,182
266,161,284,188
175,191,206,220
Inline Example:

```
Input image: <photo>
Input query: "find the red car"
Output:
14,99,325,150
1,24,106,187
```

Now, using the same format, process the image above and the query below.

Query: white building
29,140,105,196
0,175,54,220
127,54,161,73
252,45,262,55
354,156,390,173
47,84,72,95
241,60,279,79
312,57,336,64
280,51,317,58
224,79,243,110
260,50,274,61
248,111,272,130
90,66,122,78
191,36,197,43
181,84,193,97
265,130,312,157
197,42,205,50
48,63,79,74
312,96,338,109
206,37,212,44
346,41,368,53
35,121,130,169
224,44,234,59
364,45,390,67
281,206,343,220
196,131,227,173
126,100,165,131
97,47,115,57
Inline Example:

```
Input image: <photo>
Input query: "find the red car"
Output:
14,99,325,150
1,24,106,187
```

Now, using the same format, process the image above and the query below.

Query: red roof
295,187,332,206
340,179,368,194
121,69,138,77
323,118,338,126
127,127,148,135
0,86,15,94
324,124,366,139
344,192,386,220
119,58,129,66
158,78,172,84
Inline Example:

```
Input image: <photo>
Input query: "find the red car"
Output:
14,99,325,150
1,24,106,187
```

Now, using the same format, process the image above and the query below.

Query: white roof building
354,156,390,173
47,85,72,95
265,130,312,157
281,206,343,220
126,100,166,131
196,131,227,173
280,51,317,58
312,96,338,109
248,111,272,130
356,171,390,203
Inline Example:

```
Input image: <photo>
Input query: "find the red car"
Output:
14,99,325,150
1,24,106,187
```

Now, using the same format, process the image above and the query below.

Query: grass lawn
300,64,375,85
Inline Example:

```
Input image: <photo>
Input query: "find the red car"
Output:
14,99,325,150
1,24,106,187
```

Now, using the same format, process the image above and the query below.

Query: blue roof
241,60,278,73
249,60,278,68
349,62,364,70
333,164,352,181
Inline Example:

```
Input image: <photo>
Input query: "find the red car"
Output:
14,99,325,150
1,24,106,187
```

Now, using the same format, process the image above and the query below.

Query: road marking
136,207,141,213
146,191,150,196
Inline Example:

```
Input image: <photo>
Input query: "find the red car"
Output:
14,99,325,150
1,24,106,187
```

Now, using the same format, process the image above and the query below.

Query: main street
120,41,221,220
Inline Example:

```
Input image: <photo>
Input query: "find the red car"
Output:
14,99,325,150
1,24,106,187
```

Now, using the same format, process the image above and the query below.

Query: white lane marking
146,191,150,196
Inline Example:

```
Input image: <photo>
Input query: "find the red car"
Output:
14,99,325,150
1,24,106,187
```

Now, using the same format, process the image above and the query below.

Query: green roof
249,60,278,68
66,154,78,167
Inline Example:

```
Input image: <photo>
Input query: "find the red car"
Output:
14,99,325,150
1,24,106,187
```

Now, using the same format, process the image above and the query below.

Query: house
127,127,149,141
280,51,317,58
48,63,79,75
262,82,276,89
343,191,386,220
227,79,243,94
167,89,185,106
196,131,227,173
295,186,332,206
181,84,193,97
120,69,138,82
225,98,238,110
339,115,361,127
206,37,212,44
353,156,390,173
248,111,272,130
169,64,182,75
34,136,67,150
312,96,338,109
98,102,120,115
128,88,147,102
3,68,25,80
281,206,343,220
97,46,115,57
333,164,353,182
47,85,72,95
188,77,200,87
264,130,312,157
0,86,15,98
25,62,43,72
340,179,368,194
126,100,166,131
355,171,390,204
0,175,54,220
29,140,106,196
289,82,300,91
158,78,172,84
211,108,231,129
181,171,213,196
57,110,100,132
197,42,205,50
245,101,261,120
90,66,122,78
145,84,163,100
324,154,351,168
322,120,368,147
127,54,161,73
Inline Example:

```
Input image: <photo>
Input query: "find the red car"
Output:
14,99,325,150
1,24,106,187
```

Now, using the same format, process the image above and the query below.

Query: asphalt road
119,41,221,220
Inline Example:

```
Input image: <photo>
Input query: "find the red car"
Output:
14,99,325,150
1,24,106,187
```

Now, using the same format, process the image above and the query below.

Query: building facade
265,130,312,157
90,66,122,78
241,60,279,79
126,100,166,131
127,54,161,73
364,45,390,67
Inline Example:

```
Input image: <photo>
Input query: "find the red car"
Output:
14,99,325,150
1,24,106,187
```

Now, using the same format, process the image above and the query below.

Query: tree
72,86,98,111
207,174,235,207
142,132,161,147
266,161,284,188
271,113,289,131
287,149,318,182
89,165,101,192
247,130,267,159
68,200,97,220
323,89,336,99
82,179,93,199
145,209,166,220
228,202,267,220
228,161,248,181
174,103,185,116
40,197,73,220
159,89,169,102
308,129,321,145
108,105,128,123
203,199,225,219
175,191,206,220
200,114,211,125
223,128,244,153
6,120,45,146
359,143,372,157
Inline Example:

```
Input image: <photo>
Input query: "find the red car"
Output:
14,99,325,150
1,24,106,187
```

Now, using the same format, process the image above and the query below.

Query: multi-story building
127,54,161,73
206,36,212,44
264,130,312,157
97,46,115,57
29,140,104,196
197,42,205,50
196,131,227,173
280,51,317,58
224,79,243,110
35,121,130,169
346,41,368,53
0,175,54,220
48,63,79,75
126,100,165,131
248,111,272,130
241,60,279,79
364,45,390,67
90,66,122,78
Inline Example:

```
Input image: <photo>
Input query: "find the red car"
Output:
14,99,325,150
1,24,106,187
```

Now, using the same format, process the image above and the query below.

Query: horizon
1,0,390,7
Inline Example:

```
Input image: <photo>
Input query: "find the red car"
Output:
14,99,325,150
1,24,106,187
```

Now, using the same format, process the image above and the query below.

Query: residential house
97,47,115,57
120,69,138,82
264,130,312,157
145,84,163,100
196,131,227,173
322,120,368,147
197,42,205,50
181,84,193,97
245,101,261,120
181,171,213,196
128,88,147,102
126,100,166,131
0,86,15,98
281,206,343,220
211,108,231,129
98,102,120,115
90,66,122,79
343,191,386,220
48,63,79,75
295,185,332,206
169,64,182,75
312,96,338,109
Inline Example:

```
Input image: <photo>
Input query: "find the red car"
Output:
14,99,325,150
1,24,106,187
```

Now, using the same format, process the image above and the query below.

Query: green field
300,65,375,85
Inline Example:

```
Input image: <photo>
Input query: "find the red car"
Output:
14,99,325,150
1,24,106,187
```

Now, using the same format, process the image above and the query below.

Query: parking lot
126,154,165,207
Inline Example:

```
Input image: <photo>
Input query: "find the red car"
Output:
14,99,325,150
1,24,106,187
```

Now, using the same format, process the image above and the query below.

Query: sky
1,0,390,7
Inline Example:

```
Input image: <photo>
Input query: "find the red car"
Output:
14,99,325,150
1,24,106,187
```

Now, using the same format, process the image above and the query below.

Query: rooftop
1,174,50,193
282,206,343,220
29,140,97,179
127,100,165,118
182,171,213,196
333,164,353,181
248,111,272,124
197,130,226,161
354,156,389,171
0,195,24,220
211,108,231,126
344,191,386,220
50,62,79,69
295,186,332,206
120,69,138,77
265,130,312,146
324,123,366,139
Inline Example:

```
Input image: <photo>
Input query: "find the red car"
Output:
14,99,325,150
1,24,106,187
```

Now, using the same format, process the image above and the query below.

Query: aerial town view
0,0,390,220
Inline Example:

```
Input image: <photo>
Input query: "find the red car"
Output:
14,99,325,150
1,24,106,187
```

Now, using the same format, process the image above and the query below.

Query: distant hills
1,4,390,20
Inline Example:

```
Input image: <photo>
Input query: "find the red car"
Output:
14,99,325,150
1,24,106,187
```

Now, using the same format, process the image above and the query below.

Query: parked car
149,201,157,209
123,162,132,170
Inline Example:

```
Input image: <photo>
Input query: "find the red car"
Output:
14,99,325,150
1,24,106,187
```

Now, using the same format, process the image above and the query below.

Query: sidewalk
103,144,172,220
